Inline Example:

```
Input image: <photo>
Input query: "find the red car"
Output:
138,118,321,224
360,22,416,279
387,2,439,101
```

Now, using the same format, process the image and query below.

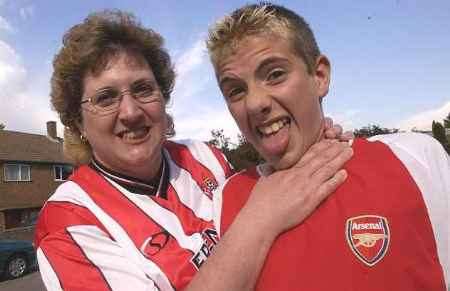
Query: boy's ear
314,55,331,99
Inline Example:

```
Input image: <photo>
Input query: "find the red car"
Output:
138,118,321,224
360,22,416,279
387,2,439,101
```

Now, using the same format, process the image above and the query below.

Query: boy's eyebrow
218,76,237,90
255,56,289,74
218,56,290,88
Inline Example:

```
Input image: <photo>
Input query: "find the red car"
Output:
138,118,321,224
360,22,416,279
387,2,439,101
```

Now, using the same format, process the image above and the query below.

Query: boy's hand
244,139,353,236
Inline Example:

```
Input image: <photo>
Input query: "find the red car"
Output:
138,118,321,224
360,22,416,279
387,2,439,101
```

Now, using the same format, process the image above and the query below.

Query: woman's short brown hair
51,10,175,164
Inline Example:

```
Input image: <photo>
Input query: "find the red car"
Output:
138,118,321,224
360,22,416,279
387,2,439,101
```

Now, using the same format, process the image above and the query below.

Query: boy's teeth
271,122,280,132
259,119,288,136
264,127,273,135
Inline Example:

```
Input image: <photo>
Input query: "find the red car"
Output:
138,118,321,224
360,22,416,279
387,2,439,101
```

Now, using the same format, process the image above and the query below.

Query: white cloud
19,5,34,20
0,39,57,136
171,38,211,105
170,105,240,143
174,39,206,81
0,40,26,99
170,36,234,141
397,101,450,131
324,108,363,131
0,16,13,32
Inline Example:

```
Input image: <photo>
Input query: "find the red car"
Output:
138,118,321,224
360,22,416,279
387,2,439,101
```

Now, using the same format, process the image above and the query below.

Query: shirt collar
89,155,169,199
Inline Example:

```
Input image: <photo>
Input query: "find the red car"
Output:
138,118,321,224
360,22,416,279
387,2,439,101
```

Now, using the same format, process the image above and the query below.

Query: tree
227,134,263,171
353,124,399,138
444,112,450,129
0,123,4,130
208,129,263,171
208,129,232,153
432,120,450,154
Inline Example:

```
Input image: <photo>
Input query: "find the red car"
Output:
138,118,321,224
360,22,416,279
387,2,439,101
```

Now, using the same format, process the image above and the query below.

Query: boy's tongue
259,126,290,157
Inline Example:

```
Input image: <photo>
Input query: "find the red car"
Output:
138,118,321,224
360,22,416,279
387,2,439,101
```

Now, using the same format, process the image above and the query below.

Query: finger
298,169,348,221
324,130,337,139
316,169,348,200
324,124,343,139
324,117,333,130
311,147,353,183
333,124,343,136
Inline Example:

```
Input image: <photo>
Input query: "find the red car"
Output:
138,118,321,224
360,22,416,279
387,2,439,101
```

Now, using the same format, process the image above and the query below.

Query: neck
93,153,163,183
314,119,326,143
91,155,168,197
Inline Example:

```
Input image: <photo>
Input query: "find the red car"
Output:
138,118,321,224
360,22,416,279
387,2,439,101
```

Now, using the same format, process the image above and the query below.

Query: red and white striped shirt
35,140,233,291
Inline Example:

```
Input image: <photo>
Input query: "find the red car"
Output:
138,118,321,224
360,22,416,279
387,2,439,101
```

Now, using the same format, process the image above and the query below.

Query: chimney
47,121,57,139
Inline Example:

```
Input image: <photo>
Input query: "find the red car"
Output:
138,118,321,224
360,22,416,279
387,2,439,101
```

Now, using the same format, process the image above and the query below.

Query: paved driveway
0,271,45,291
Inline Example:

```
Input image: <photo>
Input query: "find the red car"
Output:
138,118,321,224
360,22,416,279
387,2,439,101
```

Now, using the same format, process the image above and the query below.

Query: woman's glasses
80,79,162,115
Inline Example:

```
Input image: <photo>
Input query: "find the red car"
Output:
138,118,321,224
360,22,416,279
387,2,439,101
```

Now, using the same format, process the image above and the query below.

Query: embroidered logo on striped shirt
140,230,171,257
201,177,218,197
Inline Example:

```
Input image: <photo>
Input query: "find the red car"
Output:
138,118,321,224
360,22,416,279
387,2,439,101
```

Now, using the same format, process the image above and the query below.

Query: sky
0,0,449,142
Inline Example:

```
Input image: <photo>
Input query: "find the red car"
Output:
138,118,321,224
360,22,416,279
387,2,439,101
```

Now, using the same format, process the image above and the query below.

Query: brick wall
0,162,63,210
0,226,35,242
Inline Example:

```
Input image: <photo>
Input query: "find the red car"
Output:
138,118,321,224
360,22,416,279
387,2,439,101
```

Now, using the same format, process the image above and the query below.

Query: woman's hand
323,116,354,141
242,139,353,237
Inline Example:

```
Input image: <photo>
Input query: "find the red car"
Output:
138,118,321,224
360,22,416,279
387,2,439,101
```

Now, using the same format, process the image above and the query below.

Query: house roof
0,130,70,164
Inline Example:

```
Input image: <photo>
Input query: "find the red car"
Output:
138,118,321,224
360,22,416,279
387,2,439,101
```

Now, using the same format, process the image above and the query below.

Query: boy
207,3,450,290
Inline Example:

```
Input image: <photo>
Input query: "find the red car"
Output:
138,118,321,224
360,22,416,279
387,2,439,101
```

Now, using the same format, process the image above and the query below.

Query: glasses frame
80,83,163,116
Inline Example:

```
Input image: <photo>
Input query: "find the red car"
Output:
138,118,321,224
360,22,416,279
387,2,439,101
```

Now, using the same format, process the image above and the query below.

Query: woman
34,10,352,291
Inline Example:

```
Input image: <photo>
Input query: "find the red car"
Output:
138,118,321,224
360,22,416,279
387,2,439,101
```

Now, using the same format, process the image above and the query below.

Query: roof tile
0,130,70,163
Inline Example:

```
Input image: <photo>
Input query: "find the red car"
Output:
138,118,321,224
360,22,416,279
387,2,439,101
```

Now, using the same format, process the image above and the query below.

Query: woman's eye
134,82,154,96
94,90,116,106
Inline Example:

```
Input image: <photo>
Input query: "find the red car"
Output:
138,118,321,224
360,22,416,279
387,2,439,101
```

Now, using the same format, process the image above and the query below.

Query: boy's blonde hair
207,2,320,74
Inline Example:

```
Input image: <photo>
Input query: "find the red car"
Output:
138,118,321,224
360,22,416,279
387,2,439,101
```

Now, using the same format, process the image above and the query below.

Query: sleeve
369,133,450,285
212,169,258,238
35,202,158,291
212,181,225,236
205,143,235,179
164,139,234,195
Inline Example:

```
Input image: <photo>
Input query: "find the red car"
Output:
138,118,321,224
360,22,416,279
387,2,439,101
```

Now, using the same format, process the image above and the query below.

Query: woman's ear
74,116,85,137
314,54,331,99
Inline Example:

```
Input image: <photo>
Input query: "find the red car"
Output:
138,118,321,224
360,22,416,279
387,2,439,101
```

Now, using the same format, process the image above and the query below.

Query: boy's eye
227,87,245,101
267,69,286,81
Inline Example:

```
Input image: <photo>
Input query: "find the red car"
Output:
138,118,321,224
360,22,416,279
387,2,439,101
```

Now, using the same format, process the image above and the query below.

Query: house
0,121,73,231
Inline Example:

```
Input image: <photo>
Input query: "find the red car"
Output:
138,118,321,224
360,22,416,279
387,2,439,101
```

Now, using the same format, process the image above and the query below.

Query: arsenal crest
346,215,390,267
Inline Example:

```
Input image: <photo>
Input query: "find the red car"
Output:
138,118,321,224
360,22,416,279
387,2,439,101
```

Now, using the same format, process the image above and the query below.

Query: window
4,164,31,181
4,208,40,229
54,165,73,181
20,209,40,227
